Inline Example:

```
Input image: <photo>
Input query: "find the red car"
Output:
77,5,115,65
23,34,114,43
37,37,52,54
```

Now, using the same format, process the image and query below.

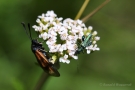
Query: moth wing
34,50,60,77
48,65,60,77
35,50,49,67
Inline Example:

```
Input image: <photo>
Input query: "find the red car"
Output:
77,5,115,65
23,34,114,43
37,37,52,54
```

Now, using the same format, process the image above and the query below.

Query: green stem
75,0,90,20
34,72,49,90
81,0,111,23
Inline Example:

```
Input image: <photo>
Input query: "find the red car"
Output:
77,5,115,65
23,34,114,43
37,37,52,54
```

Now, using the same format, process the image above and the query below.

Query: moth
21,22,60,77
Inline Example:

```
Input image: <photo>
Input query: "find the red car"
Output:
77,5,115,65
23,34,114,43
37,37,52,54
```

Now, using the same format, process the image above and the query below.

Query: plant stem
75,0,90,20
34,72,49,90
81,0,111,23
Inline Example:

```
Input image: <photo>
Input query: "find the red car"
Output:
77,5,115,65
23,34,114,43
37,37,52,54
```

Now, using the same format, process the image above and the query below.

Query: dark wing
42,65,60,77
35,50,49,68
34,50,60,77
48,65,60,77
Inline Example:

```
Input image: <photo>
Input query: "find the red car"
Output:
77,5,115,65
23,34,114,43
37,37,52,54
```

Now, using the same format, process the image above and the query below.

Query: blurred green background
0,0,135,90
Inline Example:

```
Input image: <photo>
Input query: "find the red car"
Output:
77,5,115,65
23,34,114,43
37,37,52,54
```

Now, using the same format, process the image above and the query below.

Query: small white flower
38,13,45,19
93,41,97,44
39,23,44,28
58,44,67,52
40,32,48,40
59,54,70,64
71,26,79,35
44,17,54,23
49,17,54,23
36,19,41,23
86,44,100,54
46,37,56,45
83,27,87,32
58,27,67,34
49,44,61,53
93,44,100,51
32,25,38,31
86,32,90,36
67,35,78,43
63,23,71,29
52,24,61,32
68,49,75,55
66,39,77,48
60,33,68,40
92,31,98,36
48,28,57,36
42,24,49,30
43,17,50,22
68,50,77,60
95,36,100,41
87,50,91,54
71,55,78,60
76,19,82,25
86,45,93,54
63,18,74,24
38,13,45,20
78,31,84,39
32,25,42,32
46,10,57,17
56,17,63,22
67,43,76,50
88,26,93,30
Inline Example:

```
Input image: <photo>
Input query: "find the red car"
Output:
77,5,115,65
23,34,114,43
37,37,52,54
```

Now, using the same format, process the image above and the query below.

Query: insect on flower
75,33,92,55
21,22,60,77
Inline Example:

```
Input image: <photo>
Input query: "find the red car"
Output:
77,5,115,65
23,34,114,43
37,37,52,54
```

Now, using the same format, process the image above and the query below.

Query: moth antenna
21,22,27,30
28,23,31,30
28,23,32,40
21,22,32,40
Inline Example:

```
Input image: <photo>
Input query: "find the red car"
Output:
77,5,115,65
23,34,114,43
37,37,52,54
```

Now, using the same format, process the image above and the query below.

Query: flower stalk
81,0,111,23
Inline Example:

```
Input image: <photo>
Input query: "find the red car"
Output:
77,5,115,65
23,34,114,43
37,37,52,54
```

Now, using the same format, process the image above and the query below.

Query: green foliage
0,0,135,90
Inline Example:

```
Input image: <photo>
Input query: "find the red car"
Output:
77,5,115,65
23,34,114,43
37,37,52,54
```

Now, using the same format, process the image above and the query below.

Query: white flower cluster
32,10,100,64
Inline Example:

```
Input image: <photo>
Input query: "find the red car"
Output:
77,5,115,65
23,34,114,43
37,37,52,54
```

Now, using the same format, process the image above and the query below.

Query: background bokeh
0,0,135,90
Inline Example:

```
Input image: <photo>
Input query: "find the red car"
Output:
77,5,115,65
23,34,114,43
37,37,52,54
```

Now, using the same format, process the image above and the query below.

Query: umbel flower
32,10,100,64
